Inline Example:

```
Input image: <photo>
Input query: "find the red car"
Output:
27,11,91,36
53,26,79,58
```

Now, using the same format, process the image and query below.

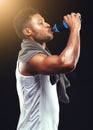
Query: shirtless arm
19,12,81,75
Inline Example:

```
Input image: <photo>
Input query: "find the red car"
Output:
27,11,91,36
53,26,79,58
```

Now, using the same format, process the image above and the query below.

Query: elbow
61,59,76,73
67,62,76,72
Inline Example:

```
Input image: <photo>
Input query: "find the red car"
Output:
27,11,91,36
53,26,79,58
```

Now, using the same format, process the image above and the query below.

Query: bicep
28,53,63,74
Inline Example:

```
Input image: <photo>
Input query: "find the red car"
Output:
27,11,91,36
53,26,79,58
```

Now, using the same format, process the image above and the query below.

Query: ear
22,28,32,37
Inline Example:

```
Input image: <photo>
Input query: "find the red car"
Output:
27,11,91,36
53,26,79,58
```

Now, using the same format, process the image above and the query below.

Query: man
13,6,81,130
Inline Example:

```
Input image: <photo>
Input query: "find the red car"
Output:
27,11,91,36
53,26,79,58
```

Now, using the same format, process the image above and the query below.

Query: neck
41,42,46,49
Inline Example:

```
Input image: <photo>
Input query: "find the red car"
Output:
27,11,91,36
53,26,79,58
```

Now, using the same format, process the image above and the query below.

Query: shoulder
18,53,47,76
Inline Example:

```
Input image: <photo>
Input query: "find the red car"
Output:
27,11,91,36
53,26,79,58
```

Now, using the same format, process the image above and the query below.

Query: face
25,13,53,43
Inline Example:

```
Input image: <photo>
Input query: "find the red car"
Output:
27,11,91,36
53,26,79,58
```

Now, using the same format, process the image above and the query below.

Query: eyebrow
38,18,45,22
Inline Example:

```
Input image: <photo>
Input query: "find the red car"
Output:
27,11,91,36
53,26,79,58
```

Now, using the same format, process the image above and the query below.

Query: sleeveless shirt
16,39,70,130
16,61,59,130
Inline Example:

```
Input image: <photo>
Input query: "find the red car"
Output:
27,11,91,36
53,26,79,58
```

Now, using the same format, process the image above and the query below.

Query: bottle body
53,18,82,32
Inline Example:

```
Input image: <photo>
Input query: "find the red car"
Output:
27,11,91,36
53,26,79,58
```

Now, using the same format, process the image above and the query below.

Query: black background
0,0,92,130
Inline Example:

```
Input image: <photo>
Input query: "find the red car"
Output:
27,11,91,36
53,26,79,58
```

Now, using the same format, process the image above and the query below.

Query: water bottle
53,18,82,32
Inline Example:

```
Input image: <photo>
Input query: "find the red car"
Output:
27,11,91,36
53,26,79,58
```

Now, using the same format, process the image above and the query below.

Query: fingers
63,12,81,23
63,12,81,31
64,12,81,18
71,12,81,18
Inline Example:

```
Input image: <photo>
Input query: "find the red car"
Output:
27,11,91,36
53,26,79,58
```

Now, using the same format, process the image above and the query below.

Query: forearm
60,29,80,67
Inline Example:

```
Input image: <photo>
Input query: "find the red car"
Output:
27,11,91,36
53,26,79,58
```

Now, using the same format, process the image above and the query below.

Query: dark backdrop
0,0,92,130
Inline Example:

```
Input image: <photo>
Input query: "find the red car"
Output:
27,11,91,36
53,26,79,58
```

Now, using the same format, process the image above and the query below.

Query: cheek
32,24,42,32
31,25,52,39
31,30,44,40
34,29,46,37
32,26,44,36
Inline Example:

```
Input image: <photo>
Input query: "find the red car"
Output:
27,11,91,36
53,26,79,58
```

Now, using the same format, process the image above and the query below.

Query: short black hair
13,6,39,39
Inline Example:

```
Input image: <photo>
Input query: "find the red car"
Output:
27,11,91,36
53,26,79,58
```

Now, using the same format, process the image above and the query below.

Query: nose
45,22,50,28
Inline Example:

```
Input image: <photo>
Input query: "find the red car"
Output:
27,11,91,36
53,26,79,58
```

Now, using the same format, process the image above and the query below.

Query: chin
38,34,53,43
45,36,53,43
48,34,53,40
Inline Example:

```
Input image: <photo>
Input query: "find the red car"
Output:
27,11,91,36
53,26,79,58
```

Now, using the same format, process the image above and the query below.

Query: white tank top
16,62,59,130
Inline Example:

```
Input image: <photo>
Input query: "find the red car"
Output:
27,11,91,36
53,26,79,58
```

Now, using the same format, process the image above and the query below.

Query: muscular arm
19,12,81,75
28,30,80,74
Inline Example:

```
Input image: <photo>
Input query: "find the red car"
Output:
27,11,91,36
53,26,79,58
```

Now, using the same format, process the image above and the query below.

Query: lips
48,28,53,33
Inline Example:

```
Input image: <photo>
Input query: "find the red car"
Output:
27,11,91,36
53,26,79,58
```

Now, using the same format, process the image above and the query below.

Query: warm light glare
0,0,6,6
0,0,23,38
0,0,23,19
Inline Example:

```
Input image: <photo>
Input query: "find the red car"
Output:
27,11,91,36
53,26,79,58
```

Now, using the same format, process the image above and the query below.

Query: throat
41,42,46,49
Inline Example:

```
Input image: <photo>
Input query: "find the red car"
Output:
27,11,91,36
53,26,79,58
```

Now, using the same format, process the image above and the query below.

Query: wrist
70,28,80,34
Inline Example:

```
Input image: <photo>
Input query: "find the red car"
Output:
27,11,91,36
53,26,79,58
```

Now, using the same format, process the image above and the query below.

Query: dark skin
18,12,81,76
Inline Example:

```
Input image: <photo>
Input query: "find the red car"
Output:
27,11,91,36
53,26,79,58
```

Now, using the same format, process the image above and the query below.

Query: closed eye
38,19,45,25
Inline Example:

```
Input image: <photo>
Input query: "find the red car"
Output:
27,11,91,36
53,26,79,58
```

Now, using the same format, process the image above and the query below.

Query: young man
13,7,81,130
